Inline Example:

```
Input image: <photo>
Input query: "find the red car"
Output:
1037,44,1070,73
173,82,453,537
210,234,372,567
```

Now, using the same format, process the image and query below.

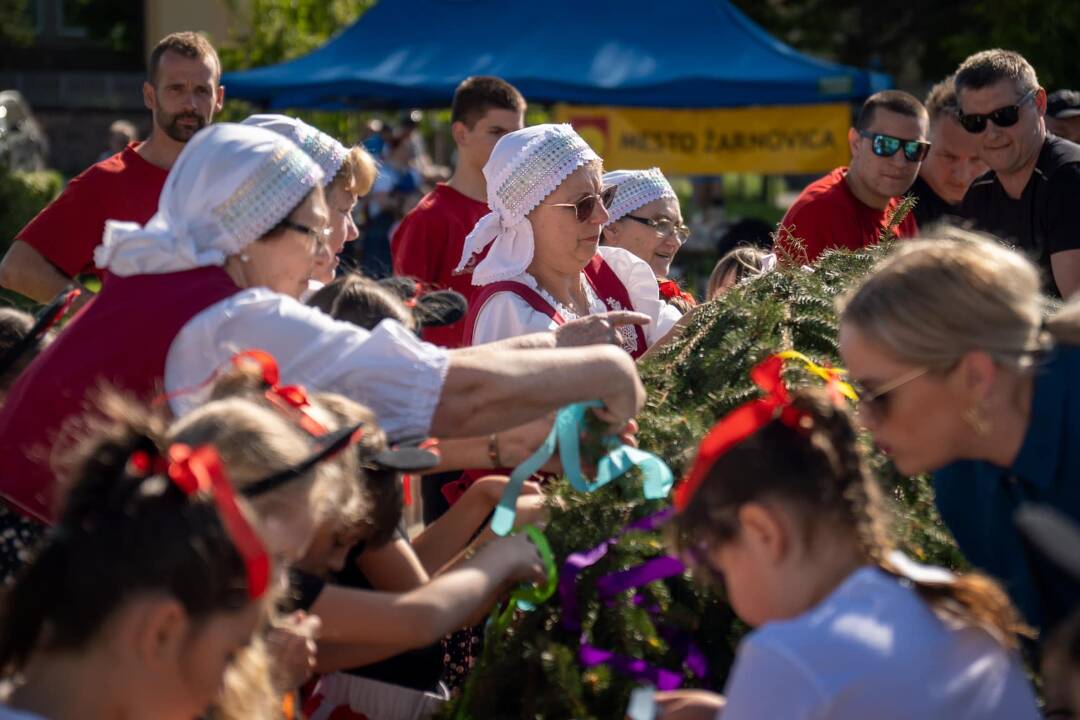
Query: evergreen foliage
444,204,963,719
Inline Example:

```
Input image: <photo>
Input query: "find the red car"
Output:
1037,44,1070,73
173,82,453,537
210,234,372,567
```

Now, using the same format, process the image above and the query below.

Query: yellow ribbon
775,349,858,402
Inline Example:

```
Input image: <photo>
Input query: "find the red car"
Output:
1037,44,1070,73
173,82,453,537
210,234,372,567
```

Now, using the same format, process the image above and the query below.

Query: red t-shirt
390,184,490,348
17,142,169,279
777,167,919,263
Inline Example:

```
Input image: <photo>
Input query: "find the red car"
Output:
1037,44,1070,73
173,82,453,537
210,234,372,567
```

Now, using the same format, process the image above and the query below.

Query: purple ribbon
559,509,674,633
597,556,684,598
558,508,709,690
579,644,684,691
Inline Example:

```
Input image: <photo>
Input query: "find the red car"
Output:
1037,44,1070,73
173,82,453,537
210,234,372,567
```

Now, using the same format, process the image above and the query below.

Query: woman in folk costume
0,123,644,537
600,167,696,312
242,114,376,292
458,124,682,357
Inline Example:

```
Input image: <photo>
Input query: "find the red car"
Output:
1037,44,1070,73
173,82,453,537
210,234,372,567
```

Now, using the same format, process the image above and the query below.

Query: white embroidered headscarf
456,123,600,286
95,123,323,277
242,114,347,186
602,168,678,226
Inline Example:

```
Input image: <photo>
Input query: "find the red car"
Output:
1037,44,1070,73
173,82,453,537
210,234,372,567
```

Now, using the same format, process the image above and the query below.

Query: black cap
1047,90,1080,119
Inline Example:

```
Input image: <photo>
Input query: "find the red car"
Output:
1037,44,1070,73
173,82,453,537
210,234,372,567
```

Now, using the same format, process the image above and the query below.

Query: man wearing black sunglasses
956,49,1080,298
779,91,928,263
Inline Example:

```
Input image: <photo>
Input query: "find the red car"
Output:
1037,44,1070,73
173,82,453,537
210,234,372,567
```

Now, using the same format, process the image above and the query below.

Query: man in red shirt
779,90,929,263
391,76,526,348
0,32,224,305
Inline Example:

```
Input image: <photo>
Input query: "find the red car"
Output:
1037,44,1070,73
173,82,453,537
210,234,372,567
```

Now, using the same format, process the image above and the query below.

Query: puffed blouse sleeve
597,245,682,346
164,288,449,441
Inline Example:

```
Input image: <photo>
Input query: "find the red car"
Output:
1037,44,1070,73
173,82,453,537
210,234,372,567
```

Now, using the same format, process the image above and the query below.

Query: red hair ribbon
232,349,329,437
673,353,830,511
165,444,271,599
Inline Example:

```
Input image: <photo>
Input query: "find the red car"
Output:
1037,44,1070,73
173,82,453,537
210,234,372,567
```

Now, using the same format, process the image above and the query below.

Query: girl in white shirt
660,385,1040,720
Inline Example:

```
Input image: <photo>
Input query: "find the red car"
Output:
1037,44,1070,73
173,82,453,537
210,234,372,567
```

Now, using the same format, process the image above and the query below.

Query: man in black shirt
956,49,1080,298
910,75,988,227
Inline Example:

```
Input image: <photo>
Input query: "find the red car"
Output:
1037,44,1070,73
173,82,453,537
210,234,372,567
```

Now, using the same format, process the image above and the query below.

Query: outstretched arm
309,533,543,670
431,344,644,438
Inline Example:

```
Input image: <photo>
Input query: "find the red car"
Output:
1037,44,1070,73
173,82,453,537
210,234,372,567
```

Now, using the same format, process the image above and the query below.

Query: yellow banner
553,103,851,175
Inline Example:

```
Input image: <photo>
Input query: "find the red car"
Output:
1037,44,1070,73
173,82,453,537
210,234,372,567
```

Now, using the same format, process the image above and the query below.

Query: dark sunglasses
858,130,931,162
850,366,928,420
957,89,1037,134
541,185,618,222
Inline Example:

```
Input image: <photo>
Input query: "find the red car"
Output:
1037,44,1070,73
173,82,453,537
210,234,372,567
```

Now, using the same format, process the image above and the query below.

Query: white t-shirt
470,246,681,350
720,562,1040,720
164,288,449,441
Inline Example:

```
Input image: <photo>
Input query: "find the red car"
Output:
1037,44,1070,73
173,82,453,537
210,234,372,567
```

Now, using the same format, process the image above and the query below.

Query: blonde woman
838,229,1080,635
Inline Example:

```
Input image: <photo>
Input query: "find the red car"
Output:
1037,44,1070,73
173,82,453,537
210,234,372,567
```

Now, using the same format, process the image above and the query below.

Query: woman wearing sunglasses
837,229,1080,638
458,124,681,357
600,168,695,313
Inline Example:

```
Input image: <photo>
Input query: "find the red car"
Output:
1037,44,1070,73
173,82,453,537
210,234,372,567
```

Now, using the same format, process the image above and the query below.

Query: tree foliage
731,0,1080,91
443,212,964,718
218,0,375,72
216,0,376,136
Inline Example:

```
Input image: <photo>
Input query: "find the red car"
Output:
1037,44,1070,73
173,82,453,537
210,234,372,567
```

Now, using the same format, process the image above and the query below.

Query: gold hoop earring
962,405,991,436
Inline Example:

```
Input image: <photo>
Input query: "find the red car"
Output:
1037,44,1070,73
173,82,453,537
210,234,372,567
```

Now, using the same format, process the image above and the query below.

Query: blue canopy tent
222,0,890,110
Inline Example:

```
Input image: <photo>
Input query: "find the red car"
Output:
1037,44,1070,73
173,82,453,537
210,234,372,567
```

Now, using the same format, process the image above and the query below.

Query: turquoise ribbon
491,402,673,536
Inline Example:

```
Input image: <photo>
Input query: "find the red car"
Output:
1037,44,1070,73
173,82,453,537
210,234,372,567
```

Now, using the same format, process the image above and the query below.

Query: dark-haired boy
778,90,929,262
391,76,525,349
0,32,225,304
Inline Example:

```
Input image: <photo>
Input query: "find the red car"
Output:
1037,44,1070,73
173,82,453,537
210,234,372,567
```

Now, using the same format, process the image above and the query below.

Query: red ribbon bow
233,349,329,437
673,354,809,510
166,444,271,599
128,444,270,600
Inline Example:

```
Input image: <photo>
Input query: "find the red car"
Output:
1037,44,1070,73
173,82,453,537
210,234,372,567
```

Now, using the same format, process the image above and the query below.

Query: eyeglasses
850,366,929,420
540,185,618,223
858,130,931,162
958,89,1037,134
624,215,692,243
277,218,332,253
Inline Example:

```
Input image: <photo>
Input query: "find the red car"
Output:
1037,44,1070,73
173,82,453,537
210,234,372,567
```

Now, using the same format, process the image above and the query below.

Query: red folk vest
461,253,647,358
0,266,241,523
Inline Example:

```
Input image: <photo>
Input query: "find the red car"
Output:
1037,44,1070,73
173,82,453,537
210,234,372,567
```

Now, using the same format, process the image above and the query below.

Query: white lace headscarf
95,123,323,277
242,114,347,186
602,168,678,225
455,124,600,286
